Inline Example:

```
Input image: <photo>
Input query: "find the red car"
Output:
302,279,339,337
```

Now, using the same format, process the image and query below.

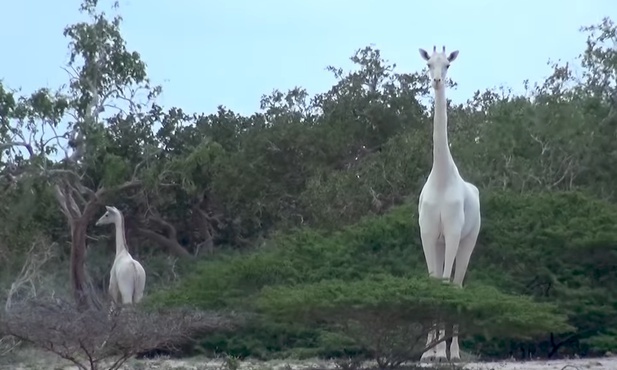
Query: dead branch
55,181,82,222
550,154,576,189
0,297,239,370
0,238,56,357
0,335,20,357
4,238,56,312
530,133,550,155
55,178,143,223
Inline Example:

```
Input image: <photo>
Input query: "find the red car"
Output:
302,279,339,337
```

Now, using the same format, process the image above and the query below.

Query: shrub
256,275,571,367
0,298,238,370
148,190,617,359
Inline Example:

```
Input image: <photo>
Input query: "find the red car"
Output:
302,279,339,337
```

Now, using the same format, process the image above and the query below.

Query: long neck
431,87,455,179
114,215,129,257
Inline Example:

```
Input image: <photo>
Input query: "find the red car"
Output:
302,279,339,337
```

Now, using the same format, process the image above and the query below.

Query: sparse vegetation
0,298,236,370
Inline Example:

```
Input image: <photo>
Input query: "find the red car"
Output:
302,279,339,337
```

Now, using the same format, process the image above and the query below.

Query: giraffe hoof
450,356,462,363
420,354,449,363
420,352,437,363
420,356,435,363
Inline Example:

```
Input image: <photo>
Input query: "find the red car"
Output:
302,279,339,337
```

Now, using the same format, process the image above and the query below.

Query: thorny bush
0,298,240,370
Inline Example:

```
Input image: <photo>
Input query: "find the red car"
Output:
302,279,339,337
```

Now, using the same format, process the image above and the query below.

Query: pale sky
0,0,615,118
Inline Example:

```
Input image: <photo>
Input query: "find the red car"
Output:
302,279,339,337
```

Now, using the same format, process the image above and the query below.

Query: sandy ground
5,353,617,370
158,357,617,370
146,357,617,370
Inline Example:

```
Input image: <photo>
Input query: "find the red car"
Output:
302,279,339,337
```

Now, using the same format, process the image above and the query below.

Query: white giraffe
417,46,481,363
95,206,146,308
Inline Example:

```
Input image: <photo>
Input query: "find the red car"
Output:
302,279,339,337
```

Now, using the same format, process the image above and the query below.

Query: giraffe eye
446,64,450,69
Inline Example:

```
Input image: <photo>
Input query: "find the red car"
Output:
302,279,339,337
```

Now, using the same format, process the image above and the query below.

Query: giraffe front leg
421,321,448,363
108,282,120,318
434,323,448,362
420,325,438,362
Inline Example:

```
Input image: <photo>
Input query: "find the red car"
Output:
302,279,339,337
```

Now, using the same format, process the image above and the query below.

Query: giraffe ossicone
416,46,482,363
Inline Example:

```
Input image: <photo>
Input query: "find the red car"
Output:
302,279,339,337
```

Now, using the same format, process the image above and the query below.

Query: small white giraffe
95,206,146,309
417,46,481,363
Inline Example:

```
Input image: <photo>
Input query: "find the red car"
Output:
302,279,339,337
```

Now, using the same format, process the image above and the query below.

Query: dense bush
468,190,617,358
147,189,617,359
257,276,570,366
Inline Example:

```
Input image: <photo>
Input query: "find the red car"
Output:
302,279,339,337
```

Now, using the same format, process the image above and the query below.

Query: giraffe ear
105,206,113,212
419,48,430,61
447,50,459,62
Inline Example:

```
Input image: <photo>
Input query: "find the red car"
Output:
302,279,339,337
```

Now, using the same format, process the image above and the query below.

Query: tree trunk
71,218,89,311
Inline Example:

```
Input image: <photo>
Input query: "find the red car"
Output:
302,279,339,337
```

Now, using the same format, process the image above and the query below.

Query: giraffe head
95,205,122,226
419,45,459,90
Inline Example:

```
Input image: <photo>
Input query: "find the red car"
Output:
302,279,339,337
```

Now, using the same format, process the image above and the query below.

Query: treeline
0,0,616,363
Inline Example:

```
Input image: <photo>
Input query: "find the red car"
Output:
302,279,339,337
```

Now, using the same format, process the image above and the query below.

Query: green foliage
473,190,617,356
300,130,431,229
147,203,423,310
582,330,617,353
101,153,130,186
257,275,571,337
148,189,616,358
255,276,569,366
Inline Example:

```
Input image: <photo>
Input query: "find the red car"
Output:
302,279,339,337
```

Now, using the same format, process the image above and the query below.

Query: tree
256,276,571,368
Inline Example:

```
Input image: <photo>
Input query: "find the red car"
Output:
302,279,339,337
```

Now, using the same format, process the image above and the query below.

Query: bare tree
0,238,56,357
4,238,56,312
334,311,442,369
0,298,239,370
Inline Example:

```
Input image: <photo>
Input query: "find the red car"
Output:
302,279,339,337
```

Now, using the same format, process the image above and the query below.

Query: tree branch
0,142,34,157
137,214,191,258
